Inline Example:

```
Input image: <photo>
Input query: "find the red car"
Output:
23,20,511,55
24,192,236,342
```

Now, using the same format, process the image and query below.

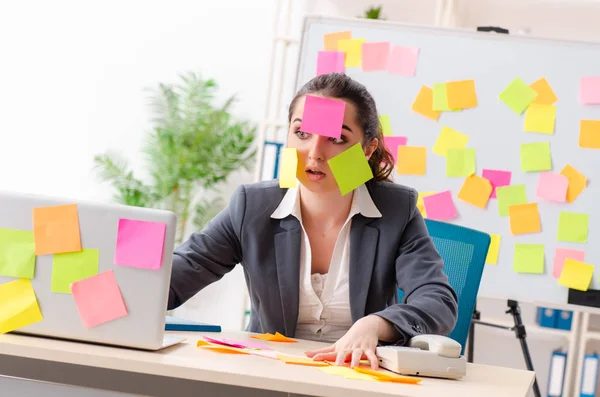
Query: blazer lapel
349,215,379,323
274,216,301,336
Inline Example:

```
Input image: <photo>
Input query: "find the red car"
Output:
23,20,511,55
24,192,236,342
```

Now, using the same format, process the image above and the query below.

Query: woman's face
287,95,377,194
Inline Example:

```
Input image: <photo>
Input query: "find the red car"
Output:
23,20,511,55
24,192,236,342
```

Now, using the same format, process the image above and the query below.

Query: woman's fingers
305,345,335,358
335,349,353,366
365,349,379,370
350,348,364,368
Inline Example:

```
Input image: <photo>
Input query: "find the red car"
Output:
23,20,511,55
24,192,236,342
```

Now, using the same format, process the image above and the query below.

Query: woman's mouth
306,169,326,181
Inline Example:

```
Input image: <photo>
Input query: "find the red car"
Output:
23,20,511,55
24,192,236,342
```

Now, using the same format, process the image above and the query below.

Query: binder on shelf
536,307,558,328
580,353,599,397
547,351,566,397
556,310,573,331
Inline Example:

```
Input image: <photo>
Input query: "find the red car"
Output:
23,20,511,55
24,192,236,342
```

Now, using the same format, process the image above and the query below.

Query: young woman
168,73,458,369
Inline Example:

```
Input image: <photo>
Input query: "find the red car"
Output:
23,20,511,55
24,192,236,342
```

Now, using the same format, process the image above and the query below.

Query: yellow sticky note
33,204,82,255
0,279,43,334
417,191,436,217
558,259,594,291
411,85,441,121
524,104,556,134
579,120,600,149
458,175,492,209
508,203,541,235
531,77,558,105
397,146,426,175
353,367,422,384
320,366,376,381
277,354,329,367
446,79,477,109
279,148,298,188
251,331,297,343
0,228,36,279
446,148,476,177
324,31,351,51
560,164,587,203
432,127,469,157
513,244,545,274
485,234,502,265
379,114,392,136
337,38,366,68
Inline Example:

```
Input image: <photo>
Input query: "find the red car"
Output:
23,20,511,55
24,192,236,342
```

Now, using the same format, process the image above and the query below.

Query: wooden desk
0,330,534,397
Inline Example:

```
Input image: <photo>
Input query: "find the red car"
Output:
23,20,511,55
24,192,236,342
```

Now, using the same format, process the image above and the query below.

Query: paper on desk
560,164,587,203
114,218,166,270
202,336,271,351
0,228,36,279
387,45,419,76
52,248,99,294
279,148,298,188
328,143,373,196
0,278,43,334
558,259,594,291
71,270,128,328
197,339,249,354
361,42,390,72
498,77,538,115
301,95,345,139
277,354,329,367
251,332,297,343
320,366,376,381
530,77,558,105
33,203,82,255
353,367,422,384
396,146,426,176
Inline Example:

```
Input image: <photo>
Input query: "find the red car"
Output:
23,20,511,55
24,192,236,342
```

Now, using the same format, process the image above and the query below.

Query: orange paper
458,175,492,209
324,31,351,51
560,164,587,203
33,204,82,255
251,332,297,343
397,146,427,176
277,354,329,367
531,77,558,105
579,120,600,149
411,85,441,121
353,367,422,384
196,339,249,354
508,203,541,235
446,79,478,109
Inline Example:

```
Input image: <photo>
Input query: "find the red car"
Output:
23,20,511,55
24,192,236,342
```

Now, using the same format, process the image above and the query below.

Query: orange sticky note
353,367,422,384
411,85,441,121
33,204,82,255
579,120,600,149
446,79,478,109
560,164,587,203
397,146,426,175
323,31,351,51
458,175,492,209
508,203,541,235
531,77,558,105
277,354,329,367
558,258,594,291
251,332,297,343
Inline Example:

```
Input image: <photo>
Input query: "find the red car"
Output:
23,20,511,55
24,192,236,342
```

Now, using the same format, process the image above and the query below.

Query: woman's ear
365,138,379,160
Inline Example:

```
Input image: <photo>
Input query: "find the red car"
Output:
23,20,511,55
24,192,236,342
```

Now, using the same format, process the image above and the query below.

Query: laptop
0,189,185,350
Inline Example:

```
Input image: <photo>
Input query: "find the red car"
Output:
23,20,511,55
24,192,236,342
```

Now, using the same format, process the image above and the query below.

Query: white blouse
270,183,382,343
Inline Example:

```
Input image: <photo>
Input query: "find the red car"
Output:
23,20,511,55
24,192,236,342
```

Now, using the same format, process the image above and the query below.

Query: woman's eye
295,130,310,139
329,136,346,144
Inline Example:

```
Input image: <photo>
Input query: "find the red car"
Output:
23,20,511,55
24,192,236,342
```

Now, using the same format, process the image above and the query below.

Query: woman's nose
307,135,328,161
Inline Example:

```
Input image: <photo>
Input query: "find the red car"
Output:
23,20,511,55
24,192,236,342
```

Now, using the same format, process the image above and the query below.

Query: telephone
375,334,466,380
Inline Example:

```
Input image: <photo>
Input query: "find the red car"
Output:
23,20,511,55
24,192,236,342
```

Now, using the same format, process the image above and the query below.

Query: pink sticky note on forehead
383,136,408,163
422,191,457,221
361,42,390,72
316,51,345,76
387,45,420,76
301,95,345,138
71,270,128,328
580,76,600,105
115,219,166,270
553,248,585,278
482,169,512,198
536,172,568,202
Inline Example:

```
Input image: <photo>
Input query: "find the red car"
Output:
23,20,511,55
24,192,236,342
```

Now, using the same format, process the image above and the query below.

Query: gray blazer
168,180,458,345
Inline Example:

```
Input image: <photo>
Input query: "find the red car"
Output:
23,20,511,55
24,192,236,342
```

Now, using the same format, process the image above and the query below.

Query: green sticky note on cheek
557,212,589,243
513,244,545,274
52,248,100,294
328,143,374,196
0,228,36,279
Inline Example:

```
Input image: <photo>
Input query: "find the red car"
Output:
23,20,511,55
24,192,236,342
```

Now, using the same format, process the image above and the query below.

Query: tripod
469,299,541,397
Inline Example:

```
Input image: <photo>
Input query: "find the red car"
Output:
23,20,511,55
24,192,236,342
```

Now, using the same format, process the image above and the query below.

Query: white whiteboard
296,16,600,309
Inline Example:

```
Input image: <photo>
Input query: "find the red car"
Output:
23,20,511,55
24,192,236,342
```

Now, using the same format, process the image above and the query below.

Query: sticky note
277,354,329,367
353,367,423,384
458,175,492,209
379,114,392,136
197,339,249,354
560,164,586,203
433,83,456,112
411,85,440,121
508,203,541,235
524,104,556,134
553,248,585,278
222,338,271,350
251,331,297,342
580,76,600,105
496,184,527,217
51,248,99,294
416,191,436,217
446,79,478,109
71,270,128,328
383,136,407,164
114,219,166,270
531,77,557,105
513,244,544,274
396,146,426,175
320,366,376,381
446,148,476,177
337,38,366,68
579,120,600,149
559,259,594,291
323,31,351,51
536,172,568,202
498,77,538,115
486,234,502,265
0,279,43,334
422,191,457,221
33,203,82,255
328,143,373,196
482,169,511,199
433,127,469,157
0,228,36,279
316,51,345,76
520,142,551,172
361,42,390,72
301,95,346,139
387,45,419,76
279,148,298,188
557,212,589,243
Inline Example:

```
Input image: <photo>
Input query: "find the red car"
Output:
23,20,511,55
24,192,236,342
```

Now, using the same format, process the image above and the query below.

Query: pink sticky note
536,172,568,202
383,136,408,163
301,95,346,138
423,191,457,221
361,42,390,72
316,51,345,76
223,338,272,350
387,45,420,76
553,248,586,278
482,169,512,199
580,76,600,105
71,270,128,328
114,219,166,270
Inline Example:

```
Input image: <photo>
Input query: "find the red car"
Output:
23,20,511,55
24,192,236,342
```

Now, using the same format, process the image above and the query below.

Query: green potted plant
361,5,385,20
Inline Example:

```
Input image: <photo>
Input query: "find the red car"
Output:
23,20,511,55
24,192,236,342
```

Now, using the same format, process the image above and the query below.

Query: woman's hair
287,73,395,182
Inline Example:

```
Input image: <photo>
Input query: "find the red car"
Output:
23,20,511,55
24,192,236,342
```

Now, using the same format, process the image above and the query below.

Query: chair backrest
398,219,490,353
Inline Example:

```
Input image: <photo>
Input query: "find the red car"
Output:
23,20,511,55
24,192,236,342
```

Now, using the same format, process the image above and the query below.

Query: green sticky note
379,114,392,136
446,148,476,177
557,212,589,243
496,184,527,217
51,248,100,294
514,244,545,274
520,142,551,172
498,77,538,115
328,142,374,196
0,228,36,279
